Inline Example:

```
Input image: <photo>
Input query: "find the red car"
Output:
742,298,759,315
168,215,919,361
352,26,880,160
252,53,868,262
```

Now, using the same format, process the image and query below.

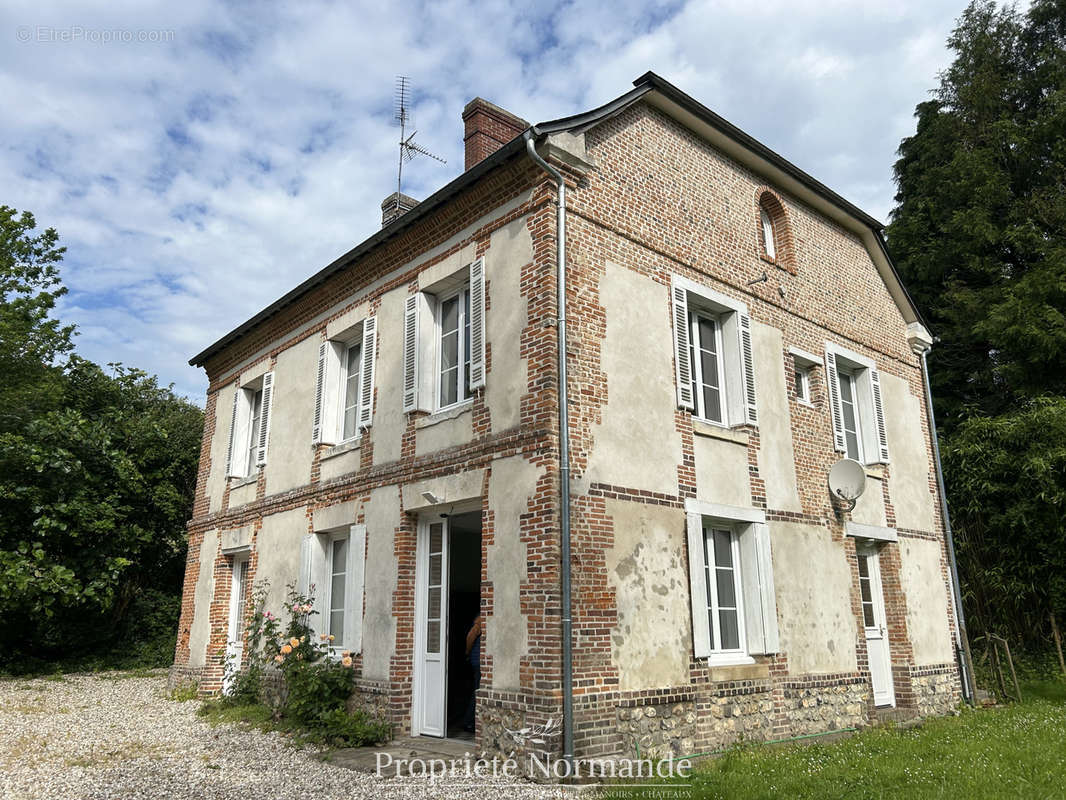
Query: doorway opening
412,510,482,739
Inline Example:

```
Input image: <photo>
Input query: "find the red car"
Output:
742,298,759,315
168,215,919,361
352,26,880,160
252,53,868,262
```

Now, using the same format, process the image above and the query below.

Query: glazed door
858,548,895,707
223,555,249,694
414,517,449,736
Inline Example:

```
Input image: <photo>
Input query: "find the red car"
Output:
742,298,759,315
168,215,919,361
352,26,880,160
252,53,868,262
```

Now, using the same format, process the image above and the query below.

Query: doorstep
331,735,477,773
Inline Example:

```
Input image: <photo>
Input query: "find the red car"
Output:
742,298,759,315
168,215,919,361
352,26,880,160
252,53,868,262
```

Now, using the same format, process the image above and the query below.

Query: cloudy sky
2,0,970,401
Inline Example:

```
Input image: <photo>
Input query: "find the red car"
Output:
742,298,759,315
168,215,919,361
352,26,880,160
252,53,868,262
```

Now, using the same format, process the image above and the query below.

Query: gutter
916,344,976,705
523,129,575,764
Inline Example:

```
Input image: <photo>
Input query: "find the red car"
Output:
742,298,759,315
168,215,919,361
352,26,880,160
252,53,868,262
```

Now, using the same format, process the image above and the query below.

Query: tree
0,206,203,667
0,206,73,428
886,0,1066,655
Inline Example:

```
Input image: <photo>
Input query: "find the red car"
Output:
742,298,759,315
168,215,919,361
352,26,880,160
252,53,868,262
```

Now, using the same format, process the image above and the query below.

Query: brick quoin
172,73,961,762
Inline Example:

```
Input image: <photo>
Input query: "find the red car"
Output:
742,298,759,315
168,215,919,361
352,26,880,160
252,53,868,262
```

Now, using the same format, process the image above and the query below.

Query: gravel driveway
0,670,574,800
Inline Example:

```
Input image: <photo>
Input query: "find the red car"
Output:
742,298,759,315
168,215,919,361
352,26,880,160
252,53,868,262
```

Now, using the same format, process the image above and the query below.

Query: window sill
864,464,886,479
703,653,756,668
692,419,750,446
795,397,815,409
707,661,769,682
321,438,361,461
229,473,258,489
417,400,473,429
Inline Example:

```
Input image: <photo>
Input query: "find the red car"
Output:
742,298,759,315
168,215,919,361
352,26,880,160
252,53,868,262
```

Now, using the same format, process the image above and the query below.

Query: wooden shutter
469,258,486,390
255,371,274,466
298,534,314,598
311,341,327,444
686,512,711,659
740,522,779,655
870,368,890,463
672,285,694,410
738,312,758,425
402,294,419,413
225,386,240,477
358,316,377,429
345,524,367,653
298,533,328,639
825,349,846,453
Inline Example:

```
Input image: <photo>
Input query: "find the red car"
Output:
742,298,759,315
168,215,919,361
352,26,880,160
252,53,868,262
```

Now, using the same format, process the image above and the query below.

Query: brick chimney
462,98,529,171
381,192,419,227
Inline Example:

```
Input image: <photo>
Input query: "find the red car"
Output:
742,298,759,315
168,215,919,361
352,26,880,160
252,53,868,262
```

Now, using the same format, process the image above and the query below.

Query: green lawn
653,681,1066,800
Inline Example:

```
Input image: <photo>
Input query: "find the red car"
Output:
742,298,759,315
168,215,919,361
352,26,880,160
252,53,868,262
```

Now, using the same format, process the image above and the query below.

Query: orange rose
289,637,300,648
342,656,353,667
280,644,293,655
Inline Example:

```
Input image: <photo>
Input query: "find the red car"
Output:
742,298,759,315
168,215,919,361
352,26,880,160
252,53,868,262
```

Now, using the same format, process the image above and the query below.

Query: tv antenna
394,76,446,210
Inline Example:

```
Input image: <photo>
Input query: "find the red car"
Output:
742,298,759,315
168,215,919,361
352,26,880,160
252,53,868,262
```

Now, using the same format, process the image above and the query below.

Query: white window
311,317,377,445
671,276,757,427
685,502,778,664
437,285,472,409
824,343,890,465
794,364,811,403
299,524,367,655
225,371,274,478
403,259,486,414
760,206,776,260
689,312,726,424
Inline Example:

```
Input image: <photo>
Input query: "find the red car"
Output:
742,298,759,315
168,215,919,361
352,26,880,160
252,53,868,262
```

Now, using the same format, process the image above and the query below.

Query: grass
196,698,390,749
610,680,1066,800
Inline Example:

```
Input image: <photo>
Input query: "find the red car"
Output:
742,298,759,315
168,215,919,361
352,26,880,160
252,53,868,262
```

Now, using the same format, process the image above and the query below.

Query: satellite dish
828,458,866,509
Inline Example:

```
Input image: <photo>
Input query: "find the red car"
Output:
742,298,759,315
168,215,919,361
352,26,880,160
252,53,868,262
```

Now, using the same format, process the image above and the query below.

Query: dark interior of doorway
446,510,482,740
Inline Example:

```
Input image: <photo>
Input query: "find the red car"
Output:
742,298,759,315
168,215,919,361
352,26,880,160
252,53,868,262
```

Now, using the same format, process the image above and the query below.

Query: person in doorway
462,613,482,733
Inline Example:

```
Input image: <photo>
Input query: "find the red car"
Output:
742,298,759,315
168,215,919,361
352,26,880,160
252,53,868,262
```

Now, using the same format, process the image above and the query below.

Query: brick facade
172,75,961,761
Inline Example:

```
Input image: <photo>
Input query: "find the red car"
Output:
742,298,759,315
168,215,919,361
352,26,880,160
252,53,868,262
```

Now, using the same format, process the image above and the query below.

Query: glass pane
838,374,853,403
713,530,733,568
343,406,358,440
858,555,870,578
429,524,443,552
441,330,459,369
846,430,861,461
441,296,458,334
702,534,715,643
428,586,441,619
429,554,442,585
330,573,346,609
716,567,736,608
862,602,876,628
333,538,348,568
700,349,720,389
330,609,345,640
426,620,440,654
703,385,722,423
345,368,360,410
859,576,872,604
440,369,457,407
719,609,740,650
698,319,717,354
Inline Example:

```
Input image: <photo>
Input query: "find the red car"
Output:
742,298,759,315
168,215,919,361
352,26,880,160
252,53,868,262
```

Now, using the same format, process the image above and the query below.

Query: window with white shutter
311,318,376,445
300,524,366,655
406,259,488,414
226,372,273,478
671,276,758,428
685,502,779,663
824,343,890,465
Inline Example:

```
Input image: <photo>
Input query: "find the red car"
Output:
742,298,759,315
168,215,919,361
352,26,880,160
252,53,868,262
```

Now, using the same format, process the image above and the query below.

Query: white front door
223,555,249,694
858,548,895,707
413,517,449,737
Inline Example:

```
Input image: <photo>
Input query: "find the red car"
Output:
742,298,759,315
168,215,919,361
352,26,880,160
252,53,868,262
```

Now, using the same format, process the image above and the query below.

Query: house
171,72,964,760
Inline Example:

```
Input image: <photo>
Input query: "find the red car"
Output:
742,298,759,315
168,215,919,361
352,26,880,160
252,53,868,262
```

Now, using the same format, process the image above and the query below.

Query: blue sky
2,0,970,401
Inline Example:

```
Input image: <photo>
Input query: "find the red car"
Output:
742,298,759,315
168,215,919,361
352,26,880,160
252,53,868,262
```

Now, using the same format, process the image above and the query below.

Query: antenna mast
394,76,446,215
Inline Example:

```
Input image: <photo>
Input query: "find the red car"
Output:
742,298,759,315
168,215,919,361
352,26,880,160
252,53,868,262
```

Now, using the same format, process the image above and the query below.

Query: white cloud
1,0,964,401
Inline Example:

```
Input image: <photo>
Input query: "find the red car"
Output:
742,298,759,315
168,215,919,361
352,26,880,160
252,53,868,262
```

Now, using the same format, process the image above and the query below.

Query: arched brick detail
754,188,798,275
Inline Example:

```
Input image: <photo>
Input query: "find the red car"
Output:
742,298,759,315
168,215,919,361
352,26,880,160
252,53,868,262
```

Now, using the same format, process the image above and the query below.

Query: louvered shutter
672,285,694,410
358,316,377,429
739,522,779,655
870,368,890,463
255,371,274,466
225,386,240,477
345,524,367,653
298,533,328,638
686,512,711,658
738,312,758,425
311,341,327,444
402,294,419,413
298,534,313,598
825,350,846,452
469,258,486,390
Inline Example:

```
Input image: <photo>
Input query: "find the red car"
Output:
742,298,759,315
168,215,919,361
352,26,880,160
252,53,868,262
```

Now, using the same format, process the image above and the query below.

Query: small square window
794,364,811,403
